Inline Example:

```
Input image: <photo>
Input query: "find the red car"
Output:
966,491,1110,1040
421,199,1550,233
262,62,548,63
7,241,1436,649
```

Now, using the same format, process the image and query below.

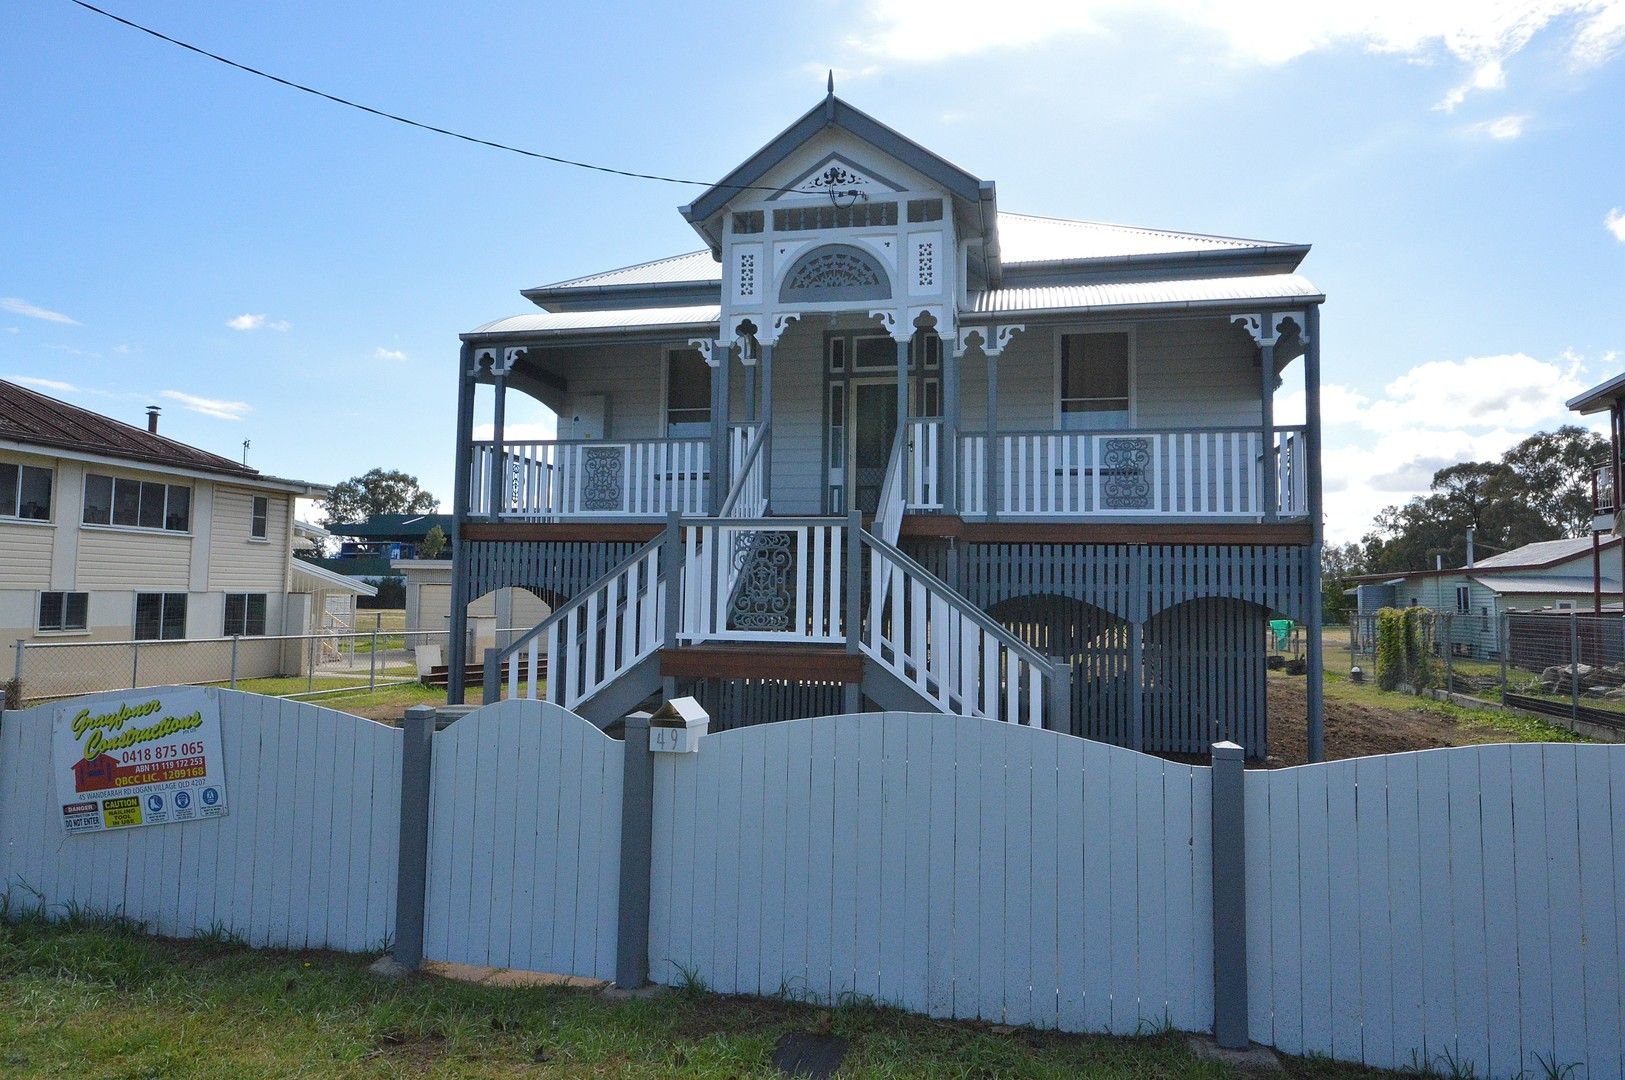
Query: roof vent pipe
145,405,160,434
1465,526,1476,569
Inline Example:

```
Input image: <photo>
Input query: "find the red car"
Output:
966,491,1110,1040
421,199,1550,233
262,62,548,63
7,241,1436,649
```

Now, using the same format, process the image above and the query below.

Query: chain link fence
7,627,533,707
1349,609,1625,739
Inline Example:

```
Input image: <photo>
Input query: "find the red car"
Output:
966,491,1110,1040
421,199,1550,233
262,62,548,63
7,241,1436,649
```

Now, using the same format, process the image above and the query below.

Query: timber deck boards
659,644,862,682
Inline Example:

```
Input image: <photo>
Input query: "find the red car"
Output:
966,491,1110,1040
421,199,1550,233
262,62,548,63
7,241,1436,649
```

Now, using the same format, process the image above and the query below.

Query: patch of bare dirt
1267,674,1493,767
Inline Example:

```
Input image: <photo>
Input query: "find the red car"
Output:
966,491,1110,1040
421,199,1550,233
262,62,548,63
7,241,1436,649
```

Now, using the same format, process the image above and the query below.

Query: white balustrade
954,426,1308,519
470,438,710,519
680,519,845,645
859,531,1047,726
720,423,769,519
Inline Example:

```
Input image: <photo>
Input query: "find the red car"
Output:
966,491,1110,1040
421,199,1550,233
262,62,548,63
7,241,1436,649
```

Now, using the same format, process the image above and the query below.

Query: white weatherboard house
444,90,1326,757
0,379,371,695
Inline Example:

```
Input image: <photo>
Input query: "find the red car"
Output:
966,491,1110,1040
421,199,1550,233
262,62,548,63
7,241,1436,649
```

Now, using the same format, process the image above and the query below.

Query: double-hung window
38,591,88,632
223,593,267,636
1059,332,1131,430
83,474,191,531
0,462,53,521
134,593,187,640
665,347,712,437
251,496,269,539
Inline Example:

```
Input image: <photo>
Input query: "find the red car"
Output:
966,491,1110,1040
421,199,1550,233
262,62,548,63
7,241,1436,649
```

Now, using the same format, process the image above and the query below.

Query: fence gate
421,699,623,981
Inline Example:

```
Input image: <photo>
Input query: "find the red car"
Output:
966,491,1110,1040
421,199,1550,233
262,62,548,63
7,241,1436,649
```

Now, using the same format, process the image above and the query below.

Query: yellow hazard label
101,796,142,829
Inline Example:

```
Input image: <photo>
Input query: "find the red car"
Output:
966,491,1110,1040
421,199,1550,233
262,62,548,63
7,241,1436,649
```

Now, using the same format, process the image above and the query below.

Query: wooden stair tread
659,643,862,682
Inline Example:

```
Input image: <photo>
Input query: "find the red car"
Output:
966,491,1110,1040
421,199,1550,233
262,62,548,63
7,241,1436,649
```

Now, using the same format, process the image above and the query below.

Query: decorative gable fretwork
773,154,904,201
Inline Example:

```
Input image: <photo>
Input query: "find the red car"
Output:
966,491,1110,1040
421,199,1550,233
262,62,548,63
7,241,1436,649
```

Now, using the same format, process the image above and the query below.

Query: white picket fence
0,689,401,952
422,699,622,981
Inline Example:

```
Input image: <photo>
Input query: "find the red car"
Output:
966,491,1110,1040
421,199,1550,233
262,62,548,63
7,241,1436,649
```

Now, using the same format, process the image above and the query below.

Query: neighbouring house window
251,496,269,539
666,347,711,436
134,592,187,640
223,593,268,636
38,591,88,632
1060,332,1131,430
1456,585,1471,613
82,474,191,531
0,462,53,521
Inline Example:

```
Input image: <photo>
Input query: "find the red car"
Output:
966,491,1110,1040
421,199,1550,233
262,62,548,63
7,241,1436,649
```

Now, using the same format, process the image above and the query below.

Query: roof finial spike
827,69,835,96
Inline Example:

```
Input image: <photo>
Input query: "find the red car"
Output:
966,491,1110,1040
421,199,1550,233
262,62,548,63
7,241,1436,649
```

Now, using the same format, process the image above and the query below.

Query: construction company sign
53,686,228,834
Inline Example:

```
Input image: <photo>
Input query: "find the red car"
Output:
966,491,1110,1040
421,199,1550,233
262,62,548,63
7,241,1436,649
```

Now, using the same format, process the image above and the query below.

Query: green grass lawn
0,915,1394,1079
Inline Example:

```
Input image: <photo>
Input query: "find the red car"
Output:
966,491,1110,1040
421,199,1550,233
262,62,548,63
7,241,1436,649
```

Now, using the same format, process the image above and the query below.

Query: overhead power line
65,0,777,194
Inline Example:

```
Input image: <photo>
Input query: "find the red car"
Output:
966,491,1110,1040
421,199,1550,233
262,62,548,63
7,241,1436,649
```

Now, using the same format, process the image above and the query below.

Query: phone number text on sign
53,686,229,834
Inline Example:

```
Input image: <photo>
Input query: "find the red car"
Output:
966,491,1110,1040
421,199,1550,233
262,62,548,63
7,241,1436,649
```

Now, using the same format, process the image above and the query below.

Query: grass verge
0,916,1397,1079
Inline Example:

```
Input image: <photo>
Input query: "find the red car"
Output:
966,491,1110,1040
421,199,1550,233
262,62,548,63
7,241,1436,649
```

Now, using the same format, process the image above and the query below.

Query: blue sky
4,1,1623,541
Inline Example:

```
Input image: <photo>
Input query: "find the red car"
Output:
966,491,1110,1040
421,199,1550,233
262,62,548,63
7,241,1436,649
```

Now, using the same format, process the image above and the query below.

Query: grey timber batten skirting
463,539,642,607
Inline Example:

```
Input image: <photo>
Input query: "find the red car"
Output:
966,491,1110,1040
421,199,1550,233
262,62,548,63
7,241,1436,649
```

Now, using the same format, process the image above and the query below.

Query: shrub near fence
2,689,1623,1078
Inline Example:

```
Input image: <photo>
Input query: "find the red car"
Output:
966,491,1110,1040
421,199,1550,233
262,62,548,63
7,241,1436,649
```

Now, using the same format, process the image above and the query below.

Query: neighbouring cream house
0,379,370,696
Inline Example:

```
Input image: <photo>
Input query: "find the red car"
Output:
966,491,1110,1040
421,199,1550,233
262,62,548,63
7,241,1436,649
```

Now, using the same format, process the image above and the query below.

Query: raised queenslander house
443,89,1326,758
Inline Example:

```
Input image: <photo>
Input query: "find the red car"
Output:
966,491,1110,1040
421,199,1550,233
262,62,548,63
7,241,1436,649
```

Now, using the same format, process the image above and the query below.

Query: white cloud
1464,113,1530,138
1309,350,1607,541
161,389,252,421
1607,207,1625,241
8,375,78,393
226,313,290,332
848,1,1625,106
372,347,408,362
1,297,79,325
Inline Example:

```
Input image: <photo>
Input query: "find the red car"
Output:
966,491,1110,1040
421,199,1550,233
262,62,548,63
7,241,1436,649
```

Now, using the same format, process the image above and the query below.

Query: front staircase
486,425,1062,729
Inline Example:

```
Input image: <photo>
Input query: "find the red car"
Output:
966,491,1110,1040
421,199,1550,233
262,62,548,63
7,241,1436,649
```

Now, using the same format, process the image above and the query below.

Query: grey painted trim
1259,341,1277,523
895,338,910,436
682,94,985,228
998,245,1312,284
482,648,501,706
845,510,863,655
663,513,682,647
616,713,654,989
448,349,476,704
1304,304,1325,762
391,704,435,971
986,351,999,522
521,280,722,313
711,345,732,515
1044,660,1071,732
760,344,774,495
1210,740,1248,1050
943,336,959,515
489,370,508,519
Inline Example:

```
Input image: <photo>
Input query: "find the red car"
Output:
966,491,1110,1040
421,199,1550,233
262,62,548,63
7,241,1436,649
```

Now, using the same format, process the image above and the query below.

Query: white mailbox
649,696,709,754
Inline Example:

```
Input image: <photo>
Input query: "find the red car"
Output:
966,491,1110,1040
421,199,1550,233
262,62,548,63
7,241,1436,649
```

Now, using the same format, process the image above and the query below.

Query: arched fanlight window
778,243,892,304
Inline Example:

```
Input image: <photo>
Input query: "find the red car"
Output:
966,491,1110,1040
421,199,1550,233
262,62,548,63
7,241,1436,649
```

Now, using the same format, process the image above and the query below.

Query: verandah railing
469,437,710,518
948,424,1309,518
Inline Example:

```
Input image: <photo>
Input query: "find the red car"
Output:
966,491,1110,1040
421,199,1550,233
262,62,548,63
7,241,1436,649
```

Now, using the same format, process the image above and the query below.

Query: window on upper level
666,347,711,437
251,496,269,539
906,198,943,222
731,210,764,234
772,201,898,232
1,462,52,521
83,474,191,532
1059,332,1131,431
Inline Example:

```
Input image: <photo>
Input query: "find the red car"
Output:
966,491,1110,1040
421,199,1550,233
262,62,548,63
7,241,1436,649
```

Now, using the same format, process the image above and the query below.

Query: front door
850,379,899,514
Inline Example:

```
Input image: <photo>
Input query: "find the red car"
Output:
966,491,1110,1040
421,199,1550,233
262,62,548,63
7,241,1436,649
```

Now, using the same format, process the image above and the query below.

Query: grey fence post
1570,611,1582,730
482,647,501,706
131,640,139,689
616,713,655,989
391,704,435,971
1499,613,1509,705
1210,739,1249,1050
12,637,24,688
662,512,682,699
230,635,240,689
1045,659,1071,733
369,628,378,692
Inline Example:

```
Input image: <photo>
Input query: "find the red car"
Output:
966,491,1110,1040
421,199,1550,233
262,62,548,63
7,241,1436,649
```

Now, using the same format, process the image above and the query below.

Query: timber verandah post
1303,304,1326,762
1209,739,1249,1050
447,343,477,704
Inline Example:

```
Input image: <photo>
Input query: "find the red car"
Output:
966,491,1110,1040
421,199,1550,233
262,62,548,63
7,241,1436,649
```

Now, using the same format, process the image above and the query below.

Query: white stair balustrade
719,422,769,519
495,534,665,712
904,418,942,511
859,530,1050,726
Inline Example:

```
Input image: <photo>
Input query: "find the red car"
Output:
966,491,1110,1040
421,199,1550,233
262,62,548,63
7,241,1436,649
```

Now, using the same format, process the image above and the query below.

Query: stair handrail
718,420,770,518
858,528,1053,672
485,527,669,703
873,424,908,546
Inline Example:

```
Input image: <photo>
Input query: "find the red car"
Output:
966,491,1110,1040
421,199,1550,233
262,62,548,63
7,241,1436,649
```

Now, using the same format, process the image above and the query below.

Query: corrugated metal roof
467,305,721,337
291,559,379,597
0,378,261,478
530,212,1296,294
995,212,1283,263
544,250,719,290
1472,536,1604,570
1468,574,1622,596
969,274,1321,315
